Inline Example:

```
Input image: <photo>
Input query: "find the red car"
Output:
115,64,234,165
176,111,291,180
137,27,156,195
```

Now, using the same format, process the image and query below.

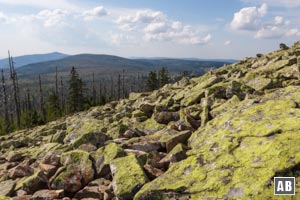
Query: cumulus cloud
255,26,284,39
255,16,294,39
82,6,108,21
36,9,70,27
0,11,9,23
117,9,211,45
230,3,268,31
0,0,78,10
286,29,300,37
242,0,300,8
116,10,165,31
224,40,232,45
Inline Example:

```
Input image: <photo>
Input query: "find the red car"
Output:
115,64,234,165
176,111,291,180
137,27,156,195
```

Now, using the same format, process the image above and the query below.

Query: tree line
0,53,176,135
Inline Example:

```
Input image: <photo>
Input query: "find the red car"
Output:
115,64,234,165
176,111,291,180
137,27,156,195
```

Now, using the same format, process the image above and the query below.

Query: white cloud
274,16,283,25
0,11,9,23
224,40,232,45
36,9,70,27
255,16,297,39
230,3,268,31
117,9,211,45
82,6,108,21
0,0,78,10
116,10,165,31
255,25,284,39
286,29,300,37
242,0,300,8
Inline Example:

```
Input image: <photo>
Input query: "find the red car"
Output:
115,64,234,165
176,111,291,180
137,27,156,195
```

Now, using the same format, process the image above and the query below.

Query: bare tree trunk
55,66,59,97
60,76,65,113
99,81,102,102
1,69,9,132
117,74,121,100
8,51,21,129
39,75,46,122
92,72,96,104
122,69,125,98
110,74,114,100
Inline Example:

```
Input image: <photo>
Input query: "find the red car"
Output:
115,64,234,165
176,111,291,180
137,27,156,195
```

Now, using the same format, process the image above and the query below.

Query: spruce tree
158,67,170,87
146,71,159,91
67,67,84,113
46,91,61,121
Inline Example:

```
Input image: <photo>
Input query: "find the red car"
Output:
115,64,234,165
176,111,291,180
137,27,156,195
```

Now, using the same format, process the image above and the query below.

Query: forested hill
0,52,68,69
1,42,300,199
16,54,230,77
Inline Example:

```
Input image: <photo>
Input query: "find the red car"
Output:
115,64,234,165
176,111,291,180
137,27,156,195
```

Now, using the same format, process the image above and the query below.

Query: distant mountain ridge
16,54,231,77
131,57,239,63
0,52,68,68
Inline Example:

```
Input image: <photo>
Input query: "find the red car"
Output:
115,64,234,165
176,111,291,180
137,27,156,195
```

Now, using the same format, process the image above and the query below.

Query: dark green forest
0,53,195,135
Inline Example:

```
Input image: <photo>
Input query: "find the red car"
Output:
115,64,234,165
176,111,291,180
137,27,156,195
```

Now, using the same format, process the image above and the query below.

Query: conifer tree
146,71,159,91
46,91,61,121
158,67,170,87
67,67,84,113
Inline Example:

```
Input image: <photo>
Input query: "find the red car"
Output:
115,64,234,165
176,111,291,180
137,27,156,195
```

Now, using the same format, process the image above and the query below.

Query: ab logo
274,177,295,195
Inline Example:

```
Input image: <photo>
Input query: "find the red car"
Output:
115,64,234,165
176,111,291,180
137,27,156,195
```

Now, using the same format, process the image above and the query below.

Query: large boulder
15,170,48,194
51,150,94,193
91,143,126,177
154,112,179,125
110,155,149,199
135,86,300,199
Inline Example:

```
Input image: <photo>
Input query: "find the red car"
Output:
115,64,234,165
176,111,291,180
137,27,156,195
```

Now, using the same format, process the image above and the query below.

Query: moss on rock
110,155,149,199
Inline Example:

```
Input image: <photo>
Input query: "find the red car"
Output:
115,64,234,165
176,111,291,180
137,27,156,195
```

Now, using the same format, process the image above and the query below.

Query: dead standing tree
39,75,46,122
1,69,9,131
8,51,21,128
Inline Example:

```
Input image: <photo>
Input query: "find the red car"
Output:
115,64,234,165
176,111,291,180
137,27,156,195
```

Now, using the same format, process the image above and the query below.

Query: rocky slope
1,42,300,200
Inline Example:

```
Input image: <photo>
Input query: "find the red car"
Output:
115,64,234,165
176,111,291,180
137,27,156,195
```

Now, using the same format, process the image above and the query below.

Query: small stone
39,163,57,178
154,111,180,125
42,152,61,167
0,179,16,196
7,152,24,162
78,143,97,152
9,164,34,179
143,164,164,180
165,130,192,153
74,186,103,199
31,189,64,200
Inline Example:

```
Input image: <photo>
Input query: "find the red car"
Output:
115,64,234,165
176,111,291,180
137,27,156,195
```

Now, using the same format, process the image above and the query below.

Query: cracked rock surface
1,42,300,199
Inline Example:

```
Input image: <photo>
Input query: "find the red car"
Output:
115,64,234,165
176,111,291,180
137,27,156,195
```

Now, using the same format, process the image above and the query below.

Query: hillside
16,54,228,77
0,52,68,69
1,42,300,199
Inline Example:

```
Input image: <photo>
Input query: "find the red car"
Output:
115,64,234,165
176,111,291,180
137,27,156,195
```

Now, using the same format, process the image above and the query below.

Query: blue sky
0,0,299,59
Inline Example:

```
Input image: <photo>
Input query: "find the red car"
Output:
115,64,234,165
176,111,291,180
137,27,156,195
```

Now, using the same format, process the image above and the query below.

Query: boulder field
1,42,300,199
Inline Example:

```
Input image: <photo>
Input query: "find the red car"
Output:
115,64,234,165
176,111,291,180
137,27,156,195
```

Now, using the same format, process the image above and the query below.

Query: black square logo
274,177,295,195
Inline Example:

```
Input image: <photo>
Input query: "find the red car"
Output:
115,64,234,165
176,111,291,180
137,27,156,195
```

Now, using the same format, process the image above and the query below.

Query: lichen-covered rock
91,143,126,177
135,86,300,199
0,179,16,196
31,189,64,200
3,42,300,199
51,150,94,193
15,170,48,194
154,111,179,125
110,155,149,199
8,164,34,179
73,186,103,199
0,195,13,200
